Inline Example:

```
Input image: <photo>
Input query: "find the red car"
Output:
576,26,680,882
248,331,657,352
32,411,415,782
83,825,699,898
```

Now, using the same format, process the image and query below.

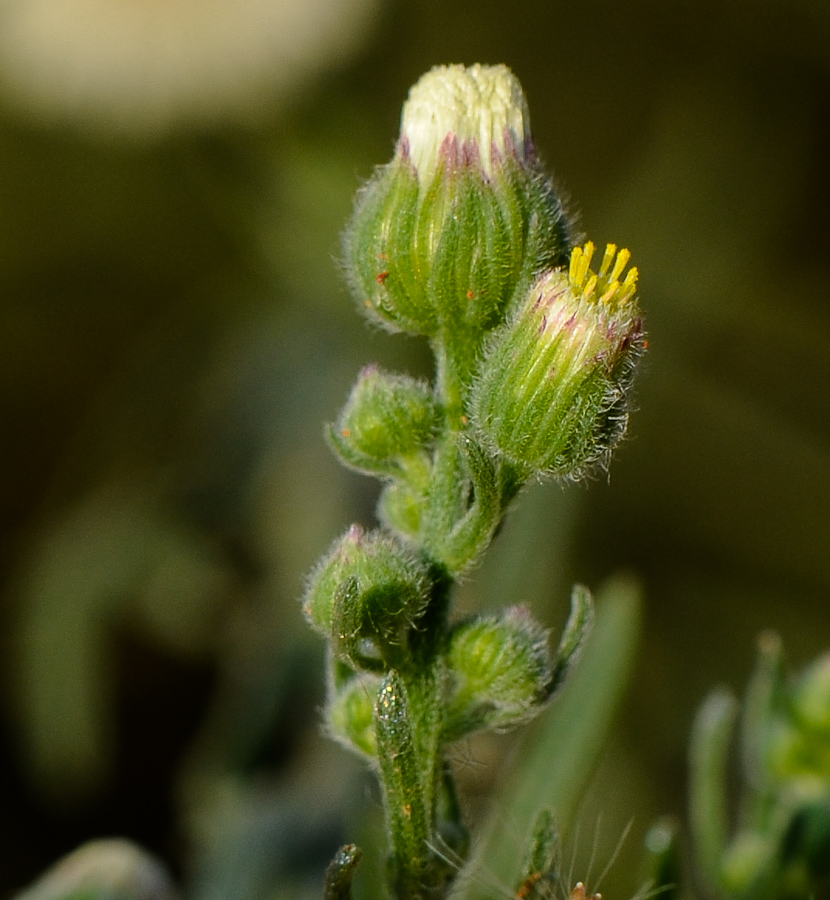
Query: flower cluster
305,63,645,900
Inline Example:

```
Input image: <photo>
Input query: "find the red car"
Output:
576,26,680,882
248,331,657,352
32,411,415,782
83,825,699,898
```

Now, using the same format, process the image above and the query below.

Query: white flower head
400,64,532,183
0,0,382,137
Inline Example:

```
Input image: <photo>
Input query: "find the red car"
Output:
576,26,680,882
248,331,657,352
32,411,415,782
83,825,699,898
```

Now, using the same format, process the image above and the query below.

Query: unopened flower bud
343,64,573,337
402,62,530,186
303,524,364,635
471,242,645,477
444,606,552,739
327,671,381,758
327,365,437,477
302,525,433,671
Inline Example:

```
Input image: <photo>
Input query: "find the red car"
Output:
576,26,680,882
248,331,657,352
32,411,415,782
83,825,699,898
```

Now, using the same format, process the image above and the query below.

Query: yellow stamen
599,281,619,305
582,273,597,301
598,243,616,278
569,245,583,283
578,241,595,285
609,247,631,283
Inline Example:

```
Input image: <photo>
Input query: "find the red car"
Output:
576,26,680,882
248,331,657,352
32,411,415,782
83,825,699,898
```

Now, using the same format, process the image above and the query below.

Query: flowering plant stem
302,64,645,900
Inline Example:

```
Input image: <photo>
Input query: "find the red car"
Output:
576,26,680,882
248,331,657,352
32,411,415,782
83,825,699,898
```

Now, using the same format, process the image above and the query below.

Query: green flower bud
303,524,365,635
302,525,434,671
471,242,645,478
327,671,381,758
327,365,437,478
443,606,552,739
343,64,574,337
377,480,427,542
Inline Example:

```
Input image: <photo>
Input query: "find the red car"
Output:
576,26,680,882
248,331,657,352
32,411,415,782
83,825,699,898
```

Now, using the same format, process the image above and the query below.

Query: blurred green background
0,0,828,898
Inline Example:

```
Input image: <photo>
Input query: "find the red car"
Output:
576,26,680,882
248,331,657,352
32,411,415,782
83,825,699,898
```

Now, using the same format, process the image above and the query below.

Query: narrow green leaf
517,808,559,897
739,632,783,823
374,672,432,896
546,583,595,698
644,817,681,900
426,435,501,576
689,688,738,895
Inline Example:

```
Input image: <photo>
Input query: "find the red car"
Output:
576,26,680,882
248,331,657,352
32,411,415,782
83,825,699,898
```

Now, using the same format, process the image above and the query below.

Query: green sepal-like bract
548,584,595,696
327,365,437,479
421,434,501,576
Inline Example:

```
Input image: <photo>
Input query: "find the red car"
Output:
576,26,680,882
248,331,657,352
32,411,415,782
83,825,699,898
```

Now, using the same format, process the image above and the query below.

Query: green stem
433,332,469,431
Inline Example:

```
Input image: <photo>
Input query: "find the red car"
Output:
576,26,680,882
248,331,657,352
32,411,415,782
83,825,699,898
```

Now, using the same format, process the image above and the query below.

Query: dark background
1,1,828,898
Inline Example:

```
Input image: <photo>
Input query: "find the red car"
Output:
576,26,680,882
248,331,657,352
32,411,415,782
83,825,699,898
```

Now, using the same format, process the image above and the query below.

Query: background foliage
1,1,829,898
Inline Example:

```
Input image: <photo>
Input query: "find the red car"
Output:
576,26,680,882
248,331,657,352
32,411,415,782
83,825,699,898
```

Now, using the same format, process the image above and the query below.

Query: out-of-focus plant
646,635,830,900
301,63,645,900
688,635,830,900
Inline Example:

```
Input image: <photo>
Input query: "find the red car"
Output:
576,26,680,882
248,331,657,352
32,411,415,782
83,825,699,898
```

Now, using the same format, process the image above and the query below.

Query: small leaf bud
323,844,363,900
444,606,552,739
327,365,437,478
343,64,574,337
302,525,434,671
471,242,645,478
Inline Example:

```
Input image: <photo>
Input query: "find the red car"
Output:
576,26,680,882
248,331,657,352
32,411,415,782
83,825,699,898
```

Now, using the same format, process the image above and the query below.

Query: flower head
342,64,573,338
471,242,645,478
